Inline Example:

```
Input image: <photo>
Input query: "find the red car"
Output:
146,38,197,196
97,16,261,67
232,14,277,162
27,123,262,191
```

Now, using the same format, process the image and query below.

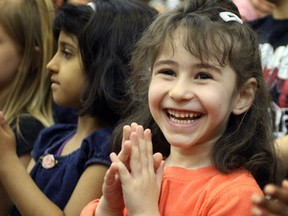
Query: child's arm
94,123,141,216
0,112,62,215
94,124,164,216
251,180,288,216
94,162,125,216
0,183,11,215
0,112,108,216
115,126,164,216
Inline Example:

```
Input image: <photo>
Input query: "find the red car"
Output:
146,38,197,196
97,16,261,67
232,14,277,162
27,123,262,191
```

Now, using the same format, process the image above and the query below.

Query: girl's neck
165,145,212,170
59,114,109,156
75,114,108,138
273,2,288,19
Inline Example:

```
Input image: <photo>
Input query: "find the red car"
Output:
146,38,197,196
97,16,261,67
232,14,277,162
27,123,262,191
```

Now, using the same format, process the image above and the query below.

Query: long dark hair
78,0,158,126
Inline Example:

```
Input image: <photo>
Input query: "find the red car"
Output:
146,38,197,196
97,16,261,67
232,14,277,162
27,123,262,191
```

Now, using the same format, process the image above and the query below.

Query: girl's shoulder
160,167,261,215
32,126,113,168
201,169,262,215
32,123,77,159
39,123,77,139
79,127,113,168
164,166,259,189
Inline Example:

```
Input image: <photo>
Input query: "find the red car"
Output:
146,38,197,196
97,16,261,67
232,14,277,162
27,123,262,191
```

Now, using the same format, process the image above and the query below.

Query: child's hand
95,161,124,216
118,123,163,172
115,126,164,216
250,0,275,18
0,112,16,163
251,180,288,216
96,124,164,216
116,123,138,170
95,124,137,216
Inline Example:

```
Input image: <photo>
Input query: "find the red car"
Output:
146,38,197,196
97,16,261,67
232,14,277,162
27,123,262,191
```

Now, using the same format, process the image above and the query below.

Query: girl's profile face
0,23,22,92
47,31,84,110
148,30,241,153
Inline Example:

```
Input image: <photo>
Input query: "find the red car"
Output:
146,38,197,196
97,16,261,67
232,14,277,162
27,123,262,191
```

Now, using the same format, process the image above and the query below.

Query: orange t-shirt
81,166,262,216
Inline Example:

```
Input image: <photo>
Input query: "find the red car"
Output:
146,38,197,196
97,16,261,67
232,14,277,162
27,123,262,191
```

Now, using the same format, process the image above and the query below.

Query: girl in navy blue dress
0,1,157,216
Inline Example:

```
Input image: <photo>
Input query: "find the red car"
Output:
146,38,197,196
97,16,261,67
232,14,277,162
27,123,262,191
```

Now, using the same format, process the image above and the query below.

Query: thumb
110,152,131,184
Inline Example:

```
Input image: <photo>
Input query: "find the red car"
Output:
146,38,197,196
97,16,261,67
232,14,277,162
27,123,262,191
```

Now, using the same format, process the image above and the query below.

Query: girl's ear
232,78,257,115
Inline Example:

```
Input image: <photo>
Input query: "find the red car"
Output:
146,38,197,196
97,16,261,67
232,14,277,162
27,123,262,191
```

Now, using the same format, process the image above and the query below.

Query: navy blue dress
11,113,45,156
10,124,112,215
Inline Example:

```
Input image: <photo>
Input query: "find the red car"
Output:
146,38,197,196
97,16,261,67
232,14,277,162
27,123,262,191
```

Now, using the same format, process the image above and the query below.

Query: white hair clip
87,2,96,11
219,12,243,24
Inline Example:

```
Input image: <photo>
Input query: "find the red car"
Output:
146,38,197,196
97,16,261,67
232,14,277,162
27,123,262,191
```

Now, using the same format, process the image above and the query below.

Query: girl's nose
168,79,194,102
46,54,58,74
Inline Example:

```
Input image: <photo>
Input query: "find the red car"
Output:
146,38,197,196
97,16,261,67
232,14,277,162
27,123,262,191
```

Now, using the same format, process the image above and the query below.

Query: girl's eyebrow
154,59,221,73
154,59,177,67
58,41,77,49
196,62,221,73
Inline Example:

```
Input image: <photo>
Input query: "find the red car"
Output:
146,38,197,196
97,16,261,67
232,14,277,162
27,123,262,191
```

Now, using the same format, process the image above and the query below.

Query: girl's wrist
95,197,123,216
0,154,19,174
127,209,161,216
95,207,123,216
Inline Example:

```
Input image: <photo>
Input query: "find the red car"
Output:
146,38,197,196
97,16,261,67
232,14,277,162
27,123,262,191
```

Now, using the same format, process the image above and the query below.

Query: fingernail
264,184,276,194
251,207,262,216
283,180,288,187
251,194,262,203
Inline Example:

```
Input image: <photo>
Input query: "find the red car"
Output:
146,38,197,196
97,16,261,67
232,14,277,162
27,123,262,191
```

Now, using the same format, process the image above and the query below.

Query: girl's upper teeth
167,110,200,119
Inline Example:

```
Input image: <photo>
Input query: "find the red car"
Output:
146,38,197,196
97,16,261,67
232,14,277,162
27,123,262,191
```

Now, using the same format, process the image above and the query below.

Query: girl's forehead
154,38,230,73
155,29,189,55
58,31,79,47
157,27,202,54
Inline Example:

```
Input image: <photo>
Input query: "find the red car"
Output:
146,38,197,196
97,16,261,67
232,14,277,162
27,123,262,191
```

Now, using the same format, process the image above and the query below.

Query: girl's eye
61,49,73,59
195,72,212,80
158,69,176,77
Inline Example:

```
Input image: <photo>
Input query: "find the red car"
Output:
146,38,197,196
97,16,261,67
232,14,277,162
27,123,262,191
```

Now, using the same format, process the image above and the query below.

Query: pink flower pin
40,154,58,169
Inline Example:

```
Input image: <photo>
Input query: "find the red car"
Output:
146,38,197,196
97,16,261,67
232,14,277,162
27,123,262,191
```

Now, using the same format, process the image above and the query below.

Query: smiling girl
81,0,283,215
